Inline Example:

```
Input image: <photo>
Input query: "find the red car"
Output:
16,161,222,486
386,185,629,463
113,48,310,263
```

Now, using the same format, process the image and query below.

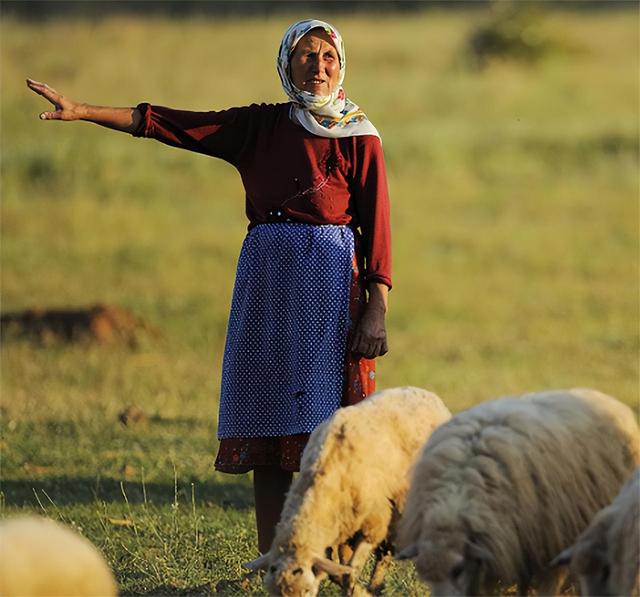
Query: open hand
26,78,80,121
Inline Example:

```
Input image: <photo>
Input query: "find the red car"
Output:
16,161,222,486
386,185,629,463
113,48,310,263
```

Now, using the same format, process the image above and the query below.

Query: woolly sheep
0,515,117,596
551,466,640,596
397,388,639,596
245,386,451,596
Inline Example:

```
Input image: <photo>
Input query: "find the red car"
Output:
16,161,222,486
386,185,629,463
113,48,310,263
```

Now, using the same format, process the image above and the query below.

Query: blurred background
1,0,638,593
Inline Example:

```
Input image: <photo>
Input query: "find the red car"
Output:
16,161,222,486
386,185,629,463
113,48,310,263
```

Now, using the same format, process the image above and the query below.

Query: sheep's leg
367,547,393,595
341,540,375,596
348,539,374,570
323,545,356,593
339,542,354,565
351,584,373,597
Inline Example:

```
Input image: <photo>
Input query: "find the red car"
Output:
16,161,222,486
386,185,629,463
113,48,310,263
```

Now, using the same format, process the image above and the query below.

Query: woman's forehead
295,28,338,52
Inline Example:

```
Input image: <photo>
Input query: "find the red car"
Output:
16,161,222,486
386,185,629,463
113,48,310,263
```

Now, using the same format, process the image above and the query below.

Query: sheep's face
264,557,320,597
414,532,491,597
572,545,612,597
577,572,612,597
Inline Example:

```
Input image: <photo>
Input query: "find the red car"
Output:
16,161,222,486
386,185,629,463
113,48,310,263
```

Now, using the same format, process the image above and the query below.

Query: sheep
244,386,452,596
397,388,640,597
551,466,640,596
0,515,117,596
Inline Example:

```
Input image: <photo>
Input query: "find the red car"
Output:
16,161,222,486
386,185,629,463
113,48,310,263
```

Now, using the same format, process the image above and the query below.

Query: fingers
350,331,388,359
362,342,383,360
26,78,48,96
39,110,63,120
27,78,56,93
362,343,379,360
371,339,386,359
26,78,60,103
27,79,65,121
350,332,368,358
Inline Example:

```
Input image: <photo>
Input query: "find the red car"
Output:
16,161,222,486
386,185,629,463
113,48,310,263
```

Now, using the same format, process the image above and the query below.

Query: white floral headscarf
277,19,379,139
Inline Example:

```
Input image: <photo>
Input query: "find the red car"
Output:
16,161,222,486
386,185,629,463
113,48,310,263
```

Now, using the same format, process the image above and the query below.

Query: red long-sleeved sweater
133,102,392,288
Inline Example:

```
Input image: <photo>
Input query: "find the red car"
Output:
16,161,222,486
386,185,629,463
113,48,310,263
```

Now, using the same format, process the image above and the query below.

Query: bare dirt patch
1,304,160,347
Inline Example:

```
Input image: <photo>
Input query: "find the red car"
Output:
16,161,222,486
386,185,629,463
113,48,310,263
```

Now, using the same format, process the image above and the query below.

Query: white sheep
397,388,640,596
551,466,640,596
245,386,451,596
0,515,117,597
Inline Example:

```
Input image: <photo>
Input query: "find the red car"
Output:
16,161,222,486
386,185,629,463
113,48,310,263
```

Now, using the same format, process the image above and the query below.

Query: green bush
466,1,559,68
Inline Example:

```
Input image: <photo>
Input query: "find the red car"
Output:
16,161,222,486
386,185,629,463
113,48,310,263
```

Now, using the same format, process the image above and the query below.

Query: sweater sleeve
131,102,259,165
351,135,393,289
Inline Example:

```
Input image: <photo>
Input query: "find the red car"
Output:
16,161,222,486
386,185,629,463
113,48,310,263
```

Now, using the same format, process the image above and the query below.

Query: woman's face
289,28,340,96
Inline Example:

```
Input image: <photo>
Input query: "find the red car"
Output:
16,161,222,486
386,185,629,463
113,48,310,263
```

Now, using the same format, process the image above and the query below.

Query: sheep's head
551,538,612,597
244,550,353,596
266,556,318,597
398,530,493,597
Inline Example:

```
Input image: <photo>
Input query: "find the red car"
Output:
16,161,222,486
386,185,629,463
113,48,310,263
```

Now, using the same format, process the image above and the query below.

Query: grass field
1,6,638,595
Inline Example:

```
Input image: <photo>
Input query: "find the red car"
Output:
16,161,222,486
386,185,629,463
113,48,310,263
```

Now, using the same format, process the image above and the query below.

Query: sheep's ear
243,552,271,571
550,546,574,568
311,555,353,577
396,544,419,560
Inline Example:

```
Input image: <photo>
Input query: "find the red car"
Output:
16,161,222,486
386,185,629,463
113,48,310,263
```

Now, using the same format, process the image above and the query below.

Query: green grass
1,8,639,595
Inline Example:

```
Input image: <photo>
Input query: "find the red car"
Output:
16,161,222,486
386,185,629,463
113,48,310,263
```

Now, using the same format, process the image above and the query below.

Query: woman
27,18,391,554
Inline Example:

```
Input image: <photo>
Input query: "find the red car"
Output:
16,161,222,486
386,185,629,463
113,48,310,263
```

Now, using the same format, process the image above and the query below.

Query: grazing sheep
0,515,117,596
397,388,639,597
551,466,640,596
245,386,451,596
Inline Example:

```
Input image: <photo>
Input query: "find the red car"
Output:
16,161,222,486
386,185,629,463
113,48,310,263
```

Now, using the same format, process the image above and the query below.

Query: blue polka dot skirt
217,223,355,439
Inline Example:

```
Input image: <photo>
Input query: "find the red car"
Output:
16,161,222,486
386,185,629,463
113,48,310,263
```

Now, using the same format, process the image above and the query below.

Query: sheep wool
398,388,640,597
245,386,451,596
0,515,117,597
552,466,640,596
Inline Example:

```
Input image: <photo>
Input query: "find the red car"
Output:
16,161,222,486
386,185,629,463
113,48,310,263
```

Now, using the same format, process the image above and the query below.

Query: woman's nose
313,58,331,74
308,55,321,70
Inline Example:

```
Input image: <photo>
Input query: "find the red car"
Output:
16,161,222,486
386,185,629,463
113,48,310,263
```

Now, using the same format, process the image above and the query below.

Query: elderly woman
27,18,391,554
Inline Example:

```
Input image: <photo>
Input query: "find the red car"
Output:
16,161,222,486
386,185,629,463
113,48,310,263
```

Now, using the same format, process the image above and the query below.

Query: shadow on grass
122,574,263,596
121,584,215,596
1,476,254,510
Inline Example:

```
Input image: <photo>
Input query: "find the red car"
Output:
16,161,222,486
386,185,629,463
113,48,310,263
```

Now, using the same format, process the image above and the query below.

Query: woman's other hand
350,283,389,359
26,79,81,121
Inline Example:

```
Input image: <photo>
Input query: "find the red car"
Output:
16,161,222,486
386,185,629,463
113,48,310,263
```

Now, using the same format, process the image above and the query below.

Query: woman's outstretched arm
26,78,142,134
